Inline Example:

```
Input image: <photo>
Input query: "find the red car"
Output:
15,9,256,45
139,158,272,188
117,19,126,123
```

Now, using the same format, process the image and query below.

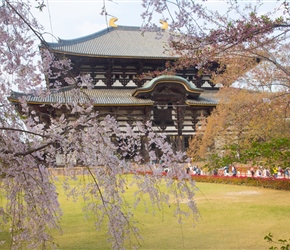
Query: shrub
190,175,290,191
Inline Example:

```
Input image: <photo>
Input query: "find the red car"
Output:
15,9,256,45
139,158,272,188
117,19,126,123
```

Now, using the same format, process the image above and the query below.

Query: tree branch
13,141,54,157
0,127,49,138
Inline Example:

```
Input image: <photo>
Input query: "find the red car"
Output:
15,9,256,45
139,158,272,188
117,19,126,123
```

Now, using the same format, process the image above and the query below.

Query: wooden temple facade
9,23,220,154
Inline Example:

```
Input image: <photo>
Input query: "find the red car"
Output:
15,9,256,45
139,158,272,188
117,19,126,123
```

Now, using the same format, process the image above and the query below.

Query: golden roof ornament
160,20,168,30
109,17,118,28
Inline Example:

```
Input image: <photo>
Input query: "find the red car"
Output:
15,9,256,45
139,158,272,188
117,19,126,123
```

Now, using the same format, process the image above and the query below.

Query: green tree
188,88,290,170
140,0,290,170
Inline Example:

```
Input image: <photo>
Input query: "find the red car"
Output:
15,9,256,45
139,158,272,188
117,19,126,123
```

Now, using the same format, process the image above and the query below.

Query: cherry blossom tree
141,0,290,92
140,0,290,171
2,0,290,248
0,1,198,249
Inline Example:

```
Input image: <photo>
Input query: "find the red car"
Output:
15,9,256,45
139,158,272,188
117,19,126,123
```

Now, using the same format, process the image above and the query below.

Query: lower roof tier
9,75,219,107
9,87,218,107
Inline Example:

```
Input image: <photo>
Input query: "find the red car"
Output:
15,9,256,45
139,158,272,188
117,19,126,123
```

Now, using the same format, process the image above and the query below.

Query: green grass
1,177,290,249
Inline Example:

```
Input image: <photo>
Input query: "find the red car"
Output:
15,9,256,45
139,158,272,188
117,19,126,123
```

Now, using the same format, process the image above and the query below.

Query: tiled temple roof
44,26,177,59
8,27,220,108
9,87,218,106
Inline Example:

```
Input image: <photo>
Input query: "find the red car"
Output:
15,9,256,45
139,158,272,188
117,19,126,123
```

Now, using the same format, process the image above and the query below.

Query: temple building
9,20,220,154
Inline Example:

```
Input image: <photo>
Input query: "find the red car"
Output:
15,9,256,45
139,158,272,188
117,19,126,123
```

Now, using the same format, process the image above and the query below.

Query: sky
32,1,154,42
31,0,282,43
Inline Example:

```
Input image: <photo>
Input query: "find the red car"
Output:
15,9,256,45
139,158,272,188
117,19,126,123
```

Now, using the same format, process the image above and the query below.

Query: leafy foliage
264,233,290,250
201,137,290,171
242,138,290,169
188,88,290,172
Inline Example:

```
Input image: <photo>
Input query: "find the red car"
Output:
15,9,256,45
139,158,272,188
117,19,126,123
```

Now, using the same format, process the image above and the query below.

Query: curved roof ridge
46,26,153,47
132,75,204,97
42,25,174,59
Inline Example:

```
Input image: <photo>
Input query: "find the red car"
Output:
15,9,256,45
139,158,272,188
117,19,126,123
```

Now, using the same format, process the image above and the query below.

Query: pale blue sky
32,1,281,42
33,1,154,42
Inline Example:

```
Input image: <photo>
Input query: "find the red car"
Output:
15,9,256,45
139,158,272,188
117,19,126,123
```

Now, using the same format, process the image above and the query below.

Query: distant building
9,22,220,156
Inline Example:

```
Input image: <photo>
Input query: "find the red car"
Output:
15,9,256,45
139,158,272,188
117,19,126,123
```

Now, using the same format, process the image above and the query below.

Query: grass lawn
1,176,290,249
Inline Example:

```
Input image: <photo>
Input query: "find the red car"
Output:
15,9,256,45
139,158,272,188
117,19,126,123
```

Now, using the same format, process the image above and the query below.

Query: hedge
190,175,290,191
134,171,290,191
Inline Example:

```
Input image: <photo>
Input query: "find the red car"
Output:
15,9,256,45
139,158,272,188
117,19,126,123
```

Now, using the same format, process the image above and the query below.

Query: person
213,169,218,176
273,167,278,178
278,166,284,178
250,167,255,177
232,165,237,177
186,165,193,174
195,166,201,175
285,168,289,178
224,166,229,176
265,168,270,177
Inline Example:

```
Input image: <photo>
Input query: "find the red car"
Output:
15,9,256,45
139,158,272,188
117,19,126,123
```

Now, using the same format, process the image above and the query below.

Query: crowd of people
185,163,290,179
222,165,290,178
151,159,289,179
186,165,202,175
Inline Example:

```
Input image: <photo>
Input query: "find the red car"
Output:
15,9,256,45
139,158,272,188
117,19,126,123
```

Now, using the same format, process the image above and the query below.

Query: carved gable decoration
152,86,183,104
132,75,203,102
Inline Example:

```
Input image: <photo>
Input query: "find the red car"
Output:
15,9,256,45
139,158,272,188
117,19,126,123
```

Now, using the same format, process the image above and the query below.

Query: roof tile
46,26,177,59
9,88,218,106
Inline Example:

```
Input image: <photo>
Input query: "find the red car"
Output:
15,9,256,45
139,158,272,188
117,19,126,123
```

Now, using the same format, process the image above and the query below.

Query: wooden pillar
140,136,150,163
176,135,184,152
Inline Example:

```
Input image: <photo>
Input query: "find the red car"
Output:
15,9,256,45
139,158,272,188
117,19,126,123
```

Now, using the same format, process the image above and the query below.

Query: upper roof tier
44,26,178,59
